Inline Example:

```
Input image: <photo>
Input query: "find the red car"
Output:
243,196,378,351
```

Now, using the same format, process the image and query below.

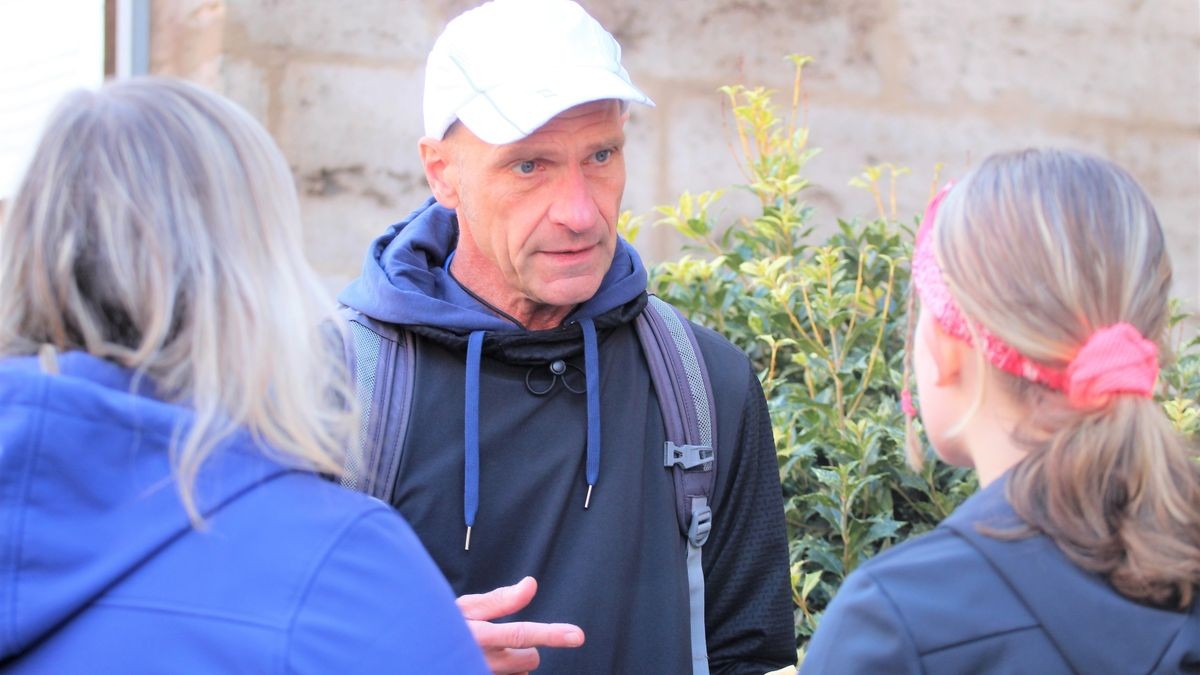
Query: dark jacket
0,352,487,673
801,474,1200,674
339,198,796,674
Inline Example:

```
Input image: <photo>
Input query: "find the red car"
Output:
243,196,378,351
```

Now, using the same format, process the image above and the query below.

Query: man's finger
480,646,539,675
469,619,585,650
457,577,538,621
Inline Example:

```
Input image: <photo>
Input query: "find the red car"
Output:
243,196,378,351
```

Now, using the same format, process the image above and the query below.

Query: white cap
423,0,655,145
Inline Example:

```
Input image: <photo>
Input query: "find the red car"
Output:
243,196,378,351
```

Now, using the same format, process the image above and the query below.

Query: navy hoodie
0,351,487,673
801,474,1200,674
338,198,796,674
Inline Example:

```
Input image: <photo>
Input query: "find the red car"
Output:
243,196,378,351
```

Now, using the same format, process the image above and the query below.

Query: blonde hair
0,77,357,519
924,148,1200,608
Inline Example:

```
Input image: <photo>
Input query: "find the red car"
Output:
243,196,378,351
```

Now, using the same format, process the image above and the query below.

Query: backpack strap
337,306,415,504
634,294,717,675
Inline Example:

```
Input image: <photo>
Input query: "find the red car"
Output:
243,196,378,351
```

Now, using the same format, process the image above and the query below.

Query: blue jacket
0,352,488,673
801,474,1200,674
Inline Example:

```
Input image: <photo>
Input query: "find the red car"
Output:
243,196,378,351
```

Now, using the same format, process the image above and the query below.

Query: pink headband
905,182,1159,414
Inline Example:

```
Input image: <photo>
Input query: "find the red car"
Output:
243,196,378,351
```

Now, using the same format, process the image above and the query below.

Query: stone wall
150,0,1200,311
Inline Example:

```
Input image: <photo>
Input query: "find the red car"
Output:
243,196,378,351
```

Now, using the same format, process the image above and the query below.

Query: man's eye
593,149,612,163
514,160,537,175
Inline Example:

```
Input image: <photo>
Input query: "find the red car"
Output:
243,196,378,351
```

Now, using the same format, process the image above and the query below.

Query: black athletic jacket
339,198,795,674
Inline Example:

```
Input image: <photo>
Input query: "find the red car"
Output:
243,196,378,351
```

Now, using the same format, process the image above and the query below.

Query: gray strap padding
371,328,414,503
646,296,714,449
340,320,381,492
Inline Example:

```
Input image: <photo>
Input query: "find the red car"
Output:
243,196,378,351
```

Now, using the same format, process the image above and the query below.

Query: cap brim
455,67,654,145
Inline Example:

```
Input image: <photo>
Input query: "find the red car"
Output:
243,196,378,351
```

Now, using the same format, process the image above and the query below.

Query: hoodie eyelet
525,360,586,396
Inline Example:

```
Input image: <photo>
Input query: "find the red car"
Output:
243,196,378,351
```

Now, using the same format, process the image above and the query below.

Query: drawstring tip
584,484,594,510
464,526,472,551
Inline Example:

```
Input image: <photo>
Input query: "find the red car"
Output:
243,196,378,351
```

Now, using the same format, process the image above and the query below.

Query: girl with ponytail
801,148,1199,674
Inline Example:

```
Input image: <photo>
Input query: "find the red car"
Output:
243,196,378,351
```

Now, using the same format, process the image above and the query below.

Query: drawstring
581,319,600,509
463,330,484,550
461,321,603,551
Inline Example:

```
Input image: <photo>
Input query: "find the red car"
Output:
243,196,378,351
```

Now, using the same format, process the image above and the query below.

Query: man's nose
549,166,600,234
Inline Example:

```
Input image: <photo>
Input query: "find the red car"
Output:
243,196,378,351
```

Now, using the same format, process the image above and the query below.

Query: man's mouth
544,245,596,259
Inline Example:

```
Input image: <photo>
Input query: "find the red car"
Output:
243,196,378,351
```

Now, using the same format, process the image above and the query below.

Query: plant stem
768,341,779,382
889,170,899,220
848,259,897,417
870,181,885,221
799,279,824,348
845,247,867,339
784,302,816,345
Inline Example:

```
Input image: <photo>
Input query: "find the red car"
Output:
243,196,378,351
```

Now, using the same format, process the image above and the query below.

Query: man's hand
457,577,585,674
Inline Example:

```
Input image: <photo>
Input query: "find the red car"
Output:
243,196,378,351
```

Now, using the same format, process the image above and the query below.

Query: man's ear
921,313,966,387
418,137,460,209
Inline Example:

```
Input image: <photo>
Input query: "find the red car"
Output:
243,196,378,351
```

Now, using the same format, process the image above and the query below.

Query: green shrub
1163,303,1200,438
626,56,1200,659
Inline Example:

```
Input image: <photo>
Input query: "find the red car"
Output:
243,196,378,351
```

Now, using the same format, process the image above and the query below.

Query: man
338,0,794,672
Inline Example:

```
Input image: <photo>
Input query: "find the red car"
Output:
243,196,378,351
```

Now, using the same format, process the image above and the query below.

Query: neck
964,385,1029,488
448,255,575,330
520,306,576,331
971,434,1025,487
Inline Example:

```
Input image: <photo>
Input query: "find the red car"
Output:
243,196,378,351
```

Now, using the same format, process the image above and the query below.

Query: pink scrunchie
1066,323,1159,408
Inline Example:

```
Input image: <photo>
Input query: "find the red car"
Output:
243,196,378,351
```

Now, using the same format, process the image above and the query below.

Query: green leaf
801,570,823,598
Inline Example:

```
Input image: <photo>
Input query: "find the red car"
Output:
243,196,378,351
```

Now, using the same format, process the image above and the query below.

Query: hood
337,196,648,339
944,475,1199,673
338,197,652,546
0,352,292,659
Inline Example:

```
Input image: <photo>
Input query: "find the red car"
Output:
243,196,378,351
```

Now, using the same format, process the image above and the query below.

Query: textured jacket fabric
339,198,796,674
801,474,1200,674
0,352,488,674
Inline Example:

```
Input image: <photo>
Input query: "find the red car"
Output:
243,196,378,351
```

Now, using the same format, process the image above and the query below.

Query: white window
0,0,106,199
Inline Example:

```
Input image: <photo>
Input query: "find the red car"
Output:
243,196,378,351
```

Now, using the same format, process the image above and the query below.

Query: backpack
338,295,717,675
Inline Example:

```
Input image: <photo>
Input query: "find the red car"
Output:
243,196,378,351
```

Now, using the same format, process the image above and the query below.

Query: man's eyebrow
492,144,547,165
589,134,626,152
592,129,627,148
491,134,626,167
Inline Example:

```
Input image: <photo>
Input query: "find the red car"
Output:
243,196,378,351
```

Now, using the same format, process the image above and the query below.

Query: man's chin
533,277,606,310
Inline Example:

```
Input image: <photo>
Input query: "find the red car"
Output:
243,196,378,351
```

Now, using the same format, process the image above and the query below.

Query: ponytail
1006,391,1200,608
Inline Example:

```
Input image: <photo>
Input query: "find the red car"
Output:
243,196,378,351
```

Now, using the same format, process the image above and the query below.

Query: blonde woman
0,77,486,673
801,149,1199,673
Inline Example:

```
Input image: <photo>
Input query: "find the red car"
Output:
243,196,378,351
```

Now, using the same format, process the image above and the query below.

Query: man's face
436,100,627,328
